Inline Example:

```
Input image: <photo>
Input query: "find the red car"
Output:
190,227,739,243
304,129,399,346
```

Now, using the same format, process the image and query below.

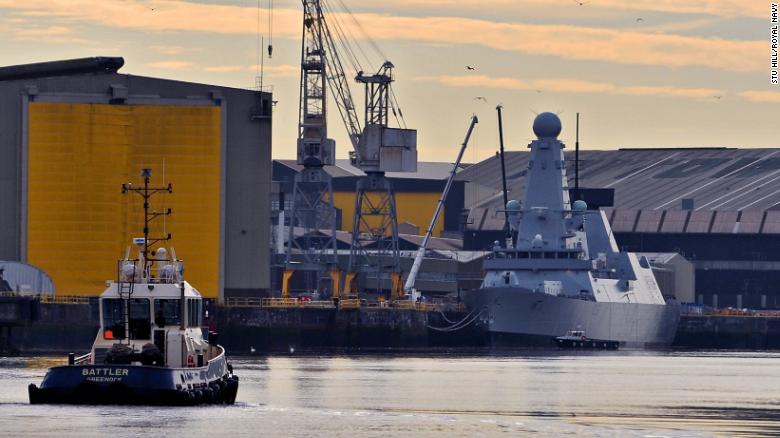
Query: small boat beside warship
555,330,619,350
29,169,238,405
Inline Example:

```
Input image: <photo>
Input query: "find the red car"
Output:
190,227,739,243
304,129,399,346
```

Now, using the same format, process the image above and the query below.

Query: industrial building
459,147,780,309
0,57,272,300
273,159,467,237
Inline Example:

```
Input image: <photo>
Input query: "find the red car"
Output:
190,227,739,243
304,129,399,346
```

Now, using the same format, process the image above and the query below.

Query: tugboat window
154,299,182,326
187,299,202,327
102,298,151,340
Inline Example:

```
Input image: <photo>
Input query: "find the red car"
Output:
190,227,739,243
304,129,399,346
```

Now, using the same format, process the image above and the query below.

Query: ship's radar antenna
121,168,173,274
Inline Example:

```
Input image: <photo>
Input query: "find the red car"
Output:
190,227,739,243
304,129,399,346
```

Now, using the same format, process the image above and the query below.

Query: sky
1,0,778,163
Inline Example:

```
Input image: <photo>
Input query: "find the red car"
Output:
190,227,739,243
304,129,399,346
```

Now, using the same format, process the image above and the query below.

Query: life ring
187,354,195,367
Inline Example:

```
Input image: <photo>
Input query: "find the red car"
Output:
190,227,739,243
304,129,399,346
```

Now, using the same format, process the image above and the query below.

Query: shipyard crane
283,0,417,302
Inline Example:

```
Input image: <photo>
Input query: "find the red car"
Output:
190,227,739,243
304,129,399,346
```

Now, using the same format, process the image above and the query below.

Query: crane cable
256,0,261,77
321,0,363,73
321,0,407,130
334,0,386,63
267,0,274,58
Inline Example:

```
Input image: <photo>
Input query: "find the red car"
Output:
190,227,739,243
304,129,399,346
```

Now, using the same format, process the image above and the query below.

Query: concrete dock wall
13,303,780,354
674,315,780,349
216,306,429,352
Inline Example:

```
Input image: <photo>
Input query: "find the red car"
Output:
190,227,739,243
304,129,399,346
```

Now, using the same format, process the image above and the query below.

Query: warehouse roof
459,148,780,234
275,159,467,180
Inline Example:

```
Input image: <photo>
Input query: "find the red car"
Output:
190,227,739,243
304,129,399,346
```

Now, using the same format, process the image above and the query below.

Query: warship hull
464,287,681,349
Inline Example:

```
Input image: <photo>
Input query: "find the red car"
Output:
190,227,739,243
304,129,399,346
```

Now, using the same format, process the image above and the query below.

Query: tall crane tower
283,0,340,297
283,0,417,301
345,62,417,300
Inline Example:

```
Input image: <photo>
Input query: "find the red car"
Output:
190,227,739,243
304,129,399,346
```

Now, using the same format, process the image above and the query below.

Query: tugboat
29,169,238,405
555,330,619,350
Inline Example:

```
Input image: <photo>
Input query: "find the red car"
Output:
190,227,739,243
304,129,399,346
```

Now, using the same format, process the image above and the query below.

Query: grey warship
463,112,680,349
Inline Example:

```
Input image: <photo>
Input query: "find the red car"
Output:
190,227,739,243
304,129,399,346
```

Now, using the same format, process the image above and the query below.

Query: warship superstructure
464,113,680,348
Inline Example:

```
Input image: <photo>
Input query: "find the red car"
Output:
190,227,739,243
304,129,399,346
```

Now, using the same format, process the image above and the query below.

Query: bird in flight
466,65,476,71
535,89,543,93
635,17,644,22
713,95,722,100
473,96,488,102
572,0,590,5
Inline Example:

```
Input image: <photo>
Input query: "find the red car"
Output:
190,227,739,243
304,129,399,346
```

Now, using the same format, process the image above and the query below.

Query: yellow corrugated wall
333,191,444,236
27,102,221,297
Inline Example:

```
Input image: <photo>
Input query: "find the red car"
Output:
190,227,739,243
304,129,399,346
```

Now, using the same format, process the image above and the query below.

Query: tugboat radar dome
532,112,562,139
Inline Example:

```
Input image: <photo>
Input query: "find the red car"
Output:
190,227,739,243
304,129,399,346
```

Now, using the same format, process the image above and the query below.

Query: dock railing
223,296,462,312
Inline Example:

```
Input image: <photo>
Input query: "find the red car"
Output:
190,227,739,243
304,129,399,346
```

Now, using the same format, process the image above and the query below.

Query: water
2,351,780,437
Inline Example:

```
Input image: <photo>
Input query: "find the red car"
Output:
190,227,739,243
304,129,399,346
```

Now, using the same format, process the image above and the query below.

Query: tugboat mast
121,168,173,274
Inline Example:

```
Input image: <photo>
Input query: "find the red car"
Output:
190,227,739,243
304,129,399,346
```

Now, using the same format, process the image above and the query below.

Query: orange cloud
145,60,194,70
13,25,86,43
738,91,780,103
418,74,722,99
0,1,764,72
204,65,246,73
150,45,185,55
250,64,300,78
390,0,764,19
205,64,299,77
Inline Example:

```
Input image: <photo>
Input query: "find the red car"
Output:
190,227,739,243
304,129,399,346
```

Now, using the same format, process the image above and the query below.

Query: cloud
0,1,764,72
204,65,246,73
738,91,780,103
417,74,722,100
250,64,300,78
204,63,299,77
367,16,763,73
13,25,86,43
144,60,194,70
389,0,764,19
150,45,185,55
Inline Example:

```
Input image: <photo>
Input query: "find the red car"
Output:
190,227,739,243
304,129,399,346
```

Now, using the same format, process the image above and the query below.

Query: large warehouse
0,57,272,300
459,147,780,309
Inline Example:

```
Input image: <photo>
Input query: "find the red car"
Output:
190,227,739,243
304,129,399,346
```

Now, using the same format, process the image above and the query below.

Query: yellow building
27,103,222,297
0,57,273,300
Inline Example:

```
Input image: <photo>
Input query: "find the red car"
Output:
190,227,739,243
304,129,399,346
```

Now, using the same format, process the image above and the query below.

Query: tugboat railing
74,353,91,365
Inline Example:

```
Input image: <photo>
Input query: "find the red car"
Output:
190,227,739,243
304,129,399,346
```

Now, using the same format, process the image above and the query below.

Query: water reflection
2,352,779,437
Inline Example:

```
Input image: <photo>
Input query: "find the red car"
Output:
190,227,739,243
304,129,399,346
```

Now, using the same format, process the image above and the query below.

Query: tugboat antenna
121,168,173,272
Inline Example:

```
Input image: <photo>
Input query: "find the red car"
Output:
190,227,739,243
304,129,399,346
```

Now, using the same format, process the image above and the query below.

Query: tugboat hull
29,349,238,405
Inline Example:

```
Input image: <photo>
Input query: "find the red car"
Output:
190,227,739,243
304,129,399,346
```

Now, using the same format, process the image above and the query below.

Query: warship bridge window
102,298,151,340
154,299,182,326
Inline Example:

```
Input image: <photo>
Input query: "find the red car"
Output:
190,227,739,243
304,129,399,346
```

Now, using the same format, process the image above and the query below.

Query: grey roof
459,148,780,234
276,159,465,180
458,148,780,211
